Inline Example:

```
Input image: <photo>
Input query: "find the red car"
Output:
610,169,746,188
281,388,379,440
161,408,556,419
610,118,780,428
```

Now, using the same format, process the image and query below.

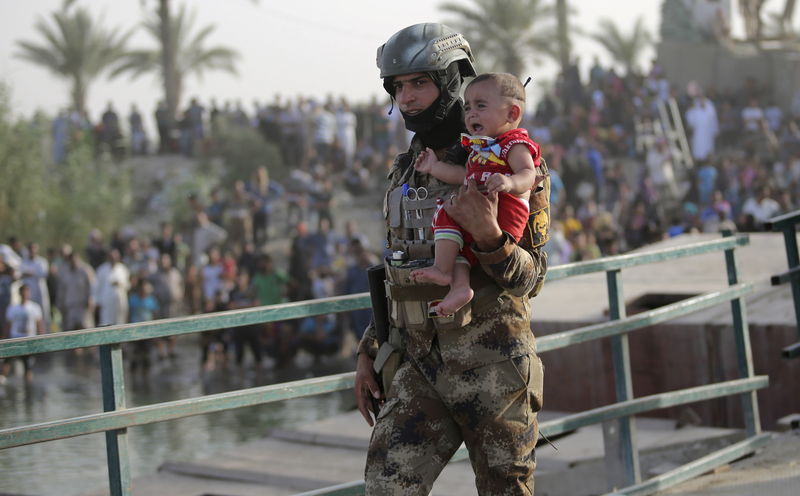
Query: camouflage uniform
358,135,547,495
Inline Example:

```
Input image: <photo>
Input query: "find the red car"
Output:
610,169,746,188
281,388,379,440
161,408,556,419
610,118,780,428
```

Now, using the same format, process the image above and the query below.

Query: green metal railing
765,209,800,358
0,233,767,496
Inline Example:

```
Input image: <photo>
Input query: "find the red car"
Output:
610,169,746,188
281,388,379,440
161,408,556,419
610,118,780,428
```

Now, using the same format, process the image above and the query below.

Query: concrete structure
84,409,800,496
531,232,800,429
657,40,800,108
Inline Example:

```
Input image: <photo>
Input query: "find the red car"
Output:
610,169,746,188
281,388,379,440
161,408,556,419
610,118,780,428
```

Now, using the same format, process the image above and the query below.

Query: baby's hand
485,173,513,193
414,147,436,174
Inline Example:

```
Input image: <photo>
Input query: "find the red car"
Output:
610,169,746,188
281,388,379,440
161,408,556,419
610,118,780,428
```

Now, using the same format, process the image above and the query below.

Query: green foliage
591,17,653,75
45,139,133,248
0,83,133,250
15,5,132,114
0,86,50,244
439,0,558,76
215,125,283,186
111,4,240,111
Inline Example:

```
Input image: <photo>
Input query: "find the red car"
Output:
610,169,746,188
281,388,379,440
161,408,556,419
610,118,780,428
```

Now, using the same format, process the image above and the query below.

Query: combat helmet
377,23,476,96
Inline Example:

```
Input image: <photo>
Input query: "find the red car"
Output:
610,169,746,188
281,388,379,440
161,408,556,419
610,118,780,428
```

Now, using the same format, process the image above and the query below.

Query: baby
410,72,542,316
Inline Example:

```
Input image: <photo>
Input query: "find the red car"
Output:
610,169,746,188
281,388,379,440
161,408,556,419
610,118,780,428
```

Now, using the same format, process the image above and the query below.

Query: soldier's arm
356,319,379,358
472,232,544,297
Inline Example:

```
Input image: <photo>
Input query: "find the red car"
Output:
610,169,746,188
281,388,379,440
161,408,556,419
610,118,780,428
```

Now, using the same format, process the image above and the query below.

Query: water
0,335,356,496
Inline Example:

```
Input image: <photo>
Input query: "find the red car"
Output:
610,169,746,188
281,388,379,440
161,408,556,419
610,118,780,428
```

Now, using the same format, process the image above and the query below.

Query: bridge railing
0,233,768,496
765,209,800,359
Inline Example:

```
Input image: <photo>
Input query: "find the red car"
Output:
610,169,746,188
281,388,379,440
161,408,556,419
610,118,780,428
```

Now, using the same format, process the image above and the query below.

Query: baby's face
464,80,515,137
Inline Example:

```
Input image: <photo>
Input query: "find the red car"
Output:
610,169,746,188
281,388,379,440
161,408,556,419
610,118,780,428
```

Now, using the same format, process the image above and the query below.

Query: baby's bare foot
410,266,452,286
435,287,474,316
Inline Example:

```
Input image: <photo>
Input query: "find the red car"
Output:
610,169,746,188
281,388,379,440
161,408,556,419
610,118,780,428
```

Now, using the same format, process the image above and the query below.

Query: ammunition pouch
384,258,472,332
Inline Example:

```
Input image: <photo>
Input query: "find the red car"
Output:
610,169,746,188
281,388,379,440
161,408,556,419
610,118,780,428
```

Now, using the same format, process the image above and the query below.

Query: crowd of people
0,210,379,382
535,58,800,264
4,57,799,382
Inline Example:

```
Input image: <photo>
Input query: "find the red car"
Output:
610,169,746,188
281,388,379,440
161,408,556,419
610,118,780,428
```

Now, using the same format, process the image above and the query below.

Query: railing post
100,344,132,495
777,224,800,342
602,269,641,490
722,231,761,437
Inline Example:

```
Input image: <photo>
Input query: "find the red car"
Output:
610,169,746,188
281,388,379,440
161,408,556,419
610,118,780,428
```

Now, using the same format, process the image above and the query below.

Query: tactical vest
379,140,551,338
373,139,551,393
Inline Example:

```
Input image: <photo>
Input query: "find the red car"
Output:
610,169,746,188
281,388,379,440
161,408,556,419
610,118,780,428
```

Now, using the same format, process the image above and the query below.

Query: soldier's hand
445,178,504,251
355,352,382,427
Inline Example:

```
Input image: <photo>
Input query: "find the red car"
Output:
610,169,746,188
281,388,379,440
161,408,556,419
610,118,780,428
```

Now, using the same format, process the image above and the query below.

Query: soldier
354,23,549,495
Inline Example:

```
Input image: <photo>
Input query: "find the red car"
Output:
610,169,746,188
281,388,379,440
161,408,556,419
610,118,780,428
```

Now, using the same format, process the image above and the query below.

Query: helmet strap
402,97,465,150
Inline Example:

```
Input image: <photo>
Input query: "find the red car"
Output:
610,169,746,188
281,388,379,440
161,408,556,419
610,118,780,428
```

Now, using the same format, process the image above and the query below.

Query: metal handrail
0,233,766,496
765,209,800,358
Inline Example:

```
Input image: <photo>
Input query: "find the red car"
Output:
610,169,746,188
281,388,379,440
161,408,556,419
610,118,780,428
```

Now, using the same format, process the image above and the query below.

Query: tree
739,0,767,42
556,0,570,75
439,0,558,77
14,5,132,116
0,83,133,249
590,17,652,76
112,3,240,121
764,0,798,40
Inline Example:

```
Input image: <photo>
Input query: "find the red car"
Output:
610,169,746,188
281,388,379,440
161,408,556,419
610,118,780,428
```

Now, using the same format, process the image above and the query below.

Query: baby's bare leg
410,238,459,286
434,261,473,316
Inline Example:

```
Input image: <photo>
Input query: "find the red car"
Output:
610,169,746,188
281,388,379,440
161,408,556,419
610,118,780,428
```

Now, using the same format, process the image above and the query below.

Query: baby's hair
468,72,526,104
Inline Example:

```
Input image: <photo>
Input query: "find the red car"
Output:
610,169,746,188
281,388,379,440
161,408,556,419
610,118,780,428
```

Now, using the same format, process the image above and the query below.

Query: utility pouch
526,159,551,250
383,258,472,331
384,259,442,330
374,340,403,396
521,159,551,299
385,183,455,255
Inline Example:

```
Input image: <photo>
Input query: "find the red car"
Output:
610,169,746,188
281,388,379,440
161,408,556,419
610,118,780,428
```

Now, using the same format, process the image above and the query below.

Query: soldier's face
392,73,440,116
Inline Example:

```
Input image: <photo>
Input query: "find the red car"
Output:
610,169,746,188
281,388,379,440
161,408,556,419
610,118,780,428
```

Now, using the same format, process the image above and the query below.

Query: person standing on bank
2,285,44,383
354,23,549,495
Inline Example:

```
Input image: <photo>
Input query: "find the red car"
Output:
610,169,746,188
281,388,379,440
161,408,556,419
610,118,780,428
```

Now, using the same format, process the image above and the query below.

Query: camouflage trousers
365,341,542,495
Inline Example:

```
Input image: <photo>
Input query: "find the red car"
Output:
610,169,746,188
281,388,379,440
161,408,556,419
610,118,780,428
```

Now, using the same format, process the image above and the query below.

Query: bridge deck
81,409,800,496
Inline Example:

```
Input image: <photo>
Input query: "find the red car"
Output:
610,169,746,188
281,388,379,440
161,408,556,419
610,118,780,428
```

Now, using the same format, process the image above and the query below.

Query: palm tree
590,17,652,76
112,3,240,121
764,0,798,40
439,0,558,78
15,6,132,116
